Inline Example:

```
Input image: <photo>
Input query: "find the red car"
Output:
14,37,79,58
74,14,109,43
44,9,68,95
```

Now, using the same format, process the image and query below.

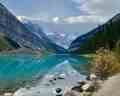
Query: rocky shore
8,64,86,96
0,73,102,96
1,48,43,56
64,74,103,96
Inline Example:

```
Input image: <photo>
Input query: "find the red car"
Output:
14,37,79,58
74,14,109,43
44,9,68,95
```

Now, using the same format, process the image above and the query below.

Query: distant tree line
75,15,120,54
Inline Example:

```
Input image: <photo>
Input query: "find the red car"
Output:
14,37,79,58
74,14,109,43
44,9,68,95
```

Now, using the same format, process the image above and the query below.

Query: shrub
91,48,120,80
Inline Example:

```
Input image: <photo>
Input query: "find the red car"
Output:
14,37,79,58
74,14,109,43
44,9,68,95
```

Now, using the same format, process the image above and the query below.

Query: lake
0,53,90,91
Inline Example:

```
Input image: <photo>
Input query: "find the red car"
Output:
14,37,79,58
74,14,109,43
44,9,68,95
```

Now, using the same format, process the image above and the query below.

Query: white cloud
17,15,108,25
53,17,59,23
62,15,108,24
17,0,120,25
17,16,42,22
17,16,52,23
17,0,120,26
79,0,120,16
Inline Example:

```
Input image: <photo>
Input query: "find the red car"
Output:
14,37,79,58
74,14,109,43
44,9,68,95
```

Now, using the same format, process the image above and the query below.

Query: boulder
86,74,97,81
90,74,97,80
72,81,86,92
82,82,95,92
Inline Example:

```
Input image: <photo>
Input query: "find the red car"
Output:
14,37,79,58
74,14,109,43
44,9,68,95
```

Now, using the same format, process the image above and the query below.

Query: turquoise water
0,54,89,89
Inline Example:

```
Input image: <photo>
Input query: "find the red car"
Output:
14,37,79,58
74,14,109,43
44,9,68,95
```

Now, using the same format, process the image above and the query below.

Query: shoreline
0,61,87,96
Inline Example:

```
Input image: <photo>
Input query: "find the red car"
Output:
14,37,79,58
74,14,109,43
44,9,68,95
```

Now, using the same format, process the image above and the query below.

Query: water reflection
0,54,89,89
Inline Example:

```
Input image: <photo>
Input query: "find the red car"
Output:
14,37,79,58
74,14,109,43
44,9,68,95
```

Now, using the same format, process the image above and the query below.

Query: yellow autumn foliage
91,48,120,79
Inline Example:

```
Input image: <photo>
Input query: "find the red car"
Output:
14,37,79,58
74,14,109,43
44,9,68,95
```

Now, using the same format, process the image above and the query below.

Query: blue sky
3,0,120,19
3,0,84,18
2,0,120,36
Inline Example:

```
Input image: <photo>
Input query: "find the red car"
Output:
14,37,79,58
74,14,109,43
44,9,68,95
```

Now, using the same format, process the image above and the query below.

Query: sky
2,0,120,36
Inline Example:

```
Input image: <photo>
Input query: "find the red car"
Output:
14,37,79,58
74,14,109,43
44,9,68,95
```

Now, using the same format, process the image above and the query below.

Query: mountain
69,14,120,54
47,32,79,49
0,3,67,53
18,17,85,49
0,3,41,49
23,21,68,53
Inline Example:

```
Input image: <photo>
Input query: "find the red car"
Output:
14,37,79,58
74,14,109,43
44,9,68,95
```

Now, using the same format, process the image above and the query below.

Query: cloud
7,0,119,25
15,0,120,38
62,15,108,24
17,15,107,25
79,0,120,16
53,17,59,23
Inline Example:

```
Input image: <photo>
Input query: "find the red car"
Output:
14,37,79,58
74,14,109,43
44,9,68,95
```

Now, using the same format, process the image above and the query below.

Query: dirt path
94,74,120,96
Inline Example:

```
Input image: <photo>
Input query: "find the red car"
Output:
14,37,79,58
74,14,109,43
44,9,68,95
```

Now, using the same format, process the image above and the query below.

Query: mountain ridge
0,3,68,53
69,13,120,53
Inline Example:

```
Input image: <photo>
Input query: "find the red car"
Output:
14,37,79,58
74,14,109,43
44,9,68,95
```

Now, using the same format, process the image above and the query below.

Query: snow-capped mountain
0,3,67,53
18,16,81,49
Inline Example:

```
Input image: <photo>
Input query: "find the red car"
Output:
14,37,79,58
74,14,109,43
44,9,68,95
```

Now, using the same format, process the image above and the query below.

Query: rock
82,84,91,91
86,86,95,92
13,88,27,96
90,74,97,80
77,81,86,86
4,93,13,96
64,90,79,96
86,74,97,81
58,74,66,79
56,88,62,93
53,78,57,81
46,75,54,80
72,81,87,92
25,85,31,89
81,92,93,96
82,83,95,92
72,85,83,92
53,88,63,96
86,75,91,81
44,83,50,86
49,79,55,85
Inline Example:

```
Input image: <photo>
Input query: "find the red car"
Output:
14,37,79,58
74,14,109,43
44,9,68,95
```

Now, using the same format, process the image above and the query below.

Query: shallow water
0,53,89,90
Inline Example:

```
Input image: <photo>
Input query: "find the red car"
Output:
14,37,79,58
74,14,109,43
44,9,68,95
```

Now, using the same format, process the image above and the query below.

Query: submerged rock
13,88,27,96
57,74,66,79
54,88,63,96
4,93,13,96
